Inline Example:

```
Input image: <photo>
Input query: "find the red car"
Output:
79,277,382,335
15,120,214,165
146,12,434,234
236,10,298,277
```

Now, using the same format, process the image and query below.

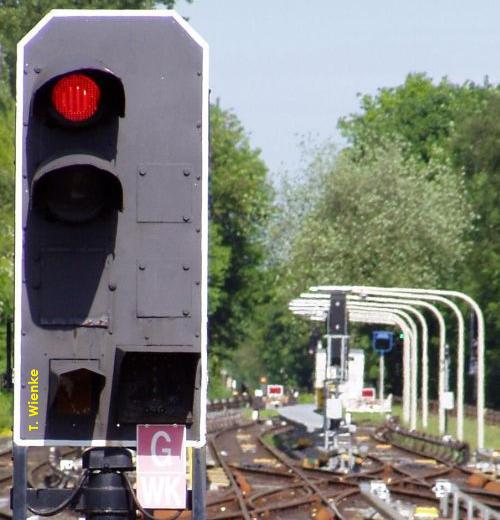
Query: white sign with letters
136,424,187,509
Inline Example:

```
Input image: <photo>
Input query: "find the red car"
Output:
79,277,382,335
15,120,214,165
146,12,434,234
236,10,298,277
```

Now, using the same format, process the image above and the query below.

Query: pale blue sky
177,0,500,176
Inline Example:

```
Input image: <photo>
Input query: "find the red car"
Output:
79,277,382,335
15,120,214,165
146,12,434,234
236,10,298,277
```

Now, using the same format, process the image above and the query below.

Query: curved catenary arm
349,295,447,433
349,298,429,428
348,303,418,429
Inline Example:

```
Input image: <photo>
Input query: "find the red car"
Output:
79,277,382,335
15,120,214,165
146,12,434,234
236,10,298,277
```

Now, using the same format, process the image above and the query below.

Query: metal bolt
108,283,117,291
182,264,190,271
138,168,146,176
183,169,191,177
196,122,202,129
34,66,41,74
183,216,190,223
182,310,190,317
138,263,146,270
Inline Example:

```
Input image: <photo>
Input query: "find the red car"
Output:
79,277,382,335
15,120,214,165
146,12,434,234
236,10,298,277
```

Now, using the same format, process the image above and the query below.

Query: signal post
13,10,208,518
323,291,349,453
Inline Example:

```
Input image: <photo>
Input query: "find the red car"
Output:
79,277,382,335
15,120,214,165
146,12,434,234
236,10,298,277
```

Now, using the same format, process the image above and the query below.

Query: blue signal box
372,330,394,354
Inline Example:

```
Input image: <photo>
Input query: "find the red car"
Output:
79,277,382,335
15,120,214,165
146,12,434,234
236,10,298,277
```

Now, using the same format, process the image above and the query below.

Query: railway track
0,404,498,518
206,414,500,519
208,420,346,519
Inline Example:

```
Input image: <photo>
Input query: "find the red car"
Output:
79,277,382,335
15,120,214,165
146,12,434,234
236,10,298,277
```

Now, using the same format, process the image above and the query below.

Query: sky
176,0,500,177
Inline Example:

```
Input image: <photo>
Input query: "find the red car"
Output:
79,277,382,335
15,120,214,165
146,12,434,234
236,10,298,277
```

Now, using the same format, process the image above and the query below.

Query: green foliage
207,366,233,401
209,104,273,361
229,290,314,390
450,92,500,399
283,138,471,293
0,389,12,434
0,95,14,320
263,133,473,395
297,392,314,404
208,221,231,316
339,73,487,162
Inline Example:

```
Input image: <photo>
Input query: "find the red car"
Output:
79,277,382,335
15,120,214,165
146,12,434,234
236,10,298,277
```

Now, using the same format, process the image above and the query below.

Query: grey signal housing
328,292,348,365
14,10,209,448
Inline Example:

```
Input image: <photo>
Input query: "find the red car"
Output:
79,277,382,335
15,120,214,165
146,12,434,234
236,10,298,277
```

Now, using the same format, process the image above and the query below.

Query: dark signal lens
51,73,101,122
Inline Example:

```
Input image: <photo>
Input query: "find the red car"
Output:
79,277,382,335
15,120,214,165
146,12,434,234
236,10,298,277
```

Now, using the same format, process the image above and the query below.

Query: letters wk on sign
137,425,187,509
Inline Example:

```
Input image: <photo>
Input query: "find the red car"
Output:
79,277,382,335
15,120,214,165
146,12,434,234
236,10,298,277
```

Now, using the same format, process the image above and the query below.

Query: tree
283,139,472,293
0,94,13,321
338,73,487,163
451,92,500,406
208,104,274,366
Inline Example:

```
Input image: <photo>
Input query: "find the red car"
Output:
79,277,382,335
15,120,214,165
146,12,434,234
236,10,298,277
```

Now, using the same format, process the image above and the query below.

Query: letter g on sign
151,430,172,467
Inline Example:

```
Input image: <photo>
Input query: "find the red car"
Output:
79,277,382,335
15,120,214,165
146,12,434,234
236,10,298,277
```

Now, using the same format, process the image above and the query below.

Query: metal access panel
14,11,208,447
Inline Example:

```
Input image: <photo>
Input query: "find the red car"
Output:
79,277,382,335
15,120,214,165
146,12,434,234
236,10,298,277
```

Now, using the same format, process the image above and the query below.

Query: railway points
203,405,500,519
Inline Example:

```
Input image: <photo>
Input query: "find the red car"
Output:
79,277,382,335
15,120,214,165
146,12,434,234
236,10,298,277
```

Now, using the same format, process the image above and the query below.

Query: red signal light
362,388,375,399
51,73,101,122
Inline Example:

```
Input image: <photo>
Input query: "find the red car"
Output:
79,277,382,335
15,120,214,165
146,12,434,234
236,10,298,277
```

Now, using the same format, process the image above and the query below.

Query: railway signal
14,10,208,448
327,291,348,368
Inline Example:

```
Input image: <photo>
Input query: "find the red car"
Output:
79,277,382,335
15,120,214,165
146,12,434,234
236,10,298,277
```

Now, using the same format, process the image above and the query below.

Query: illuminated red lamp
51,73,101,122
267,385,283,396
362,388,375,399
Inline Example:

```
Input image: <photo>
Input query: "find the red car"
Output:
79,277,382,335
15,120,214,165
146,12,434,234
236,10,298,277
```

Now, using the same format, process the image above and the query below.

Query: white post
390,288,485,449
352,290,464,441
379,354,385,401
